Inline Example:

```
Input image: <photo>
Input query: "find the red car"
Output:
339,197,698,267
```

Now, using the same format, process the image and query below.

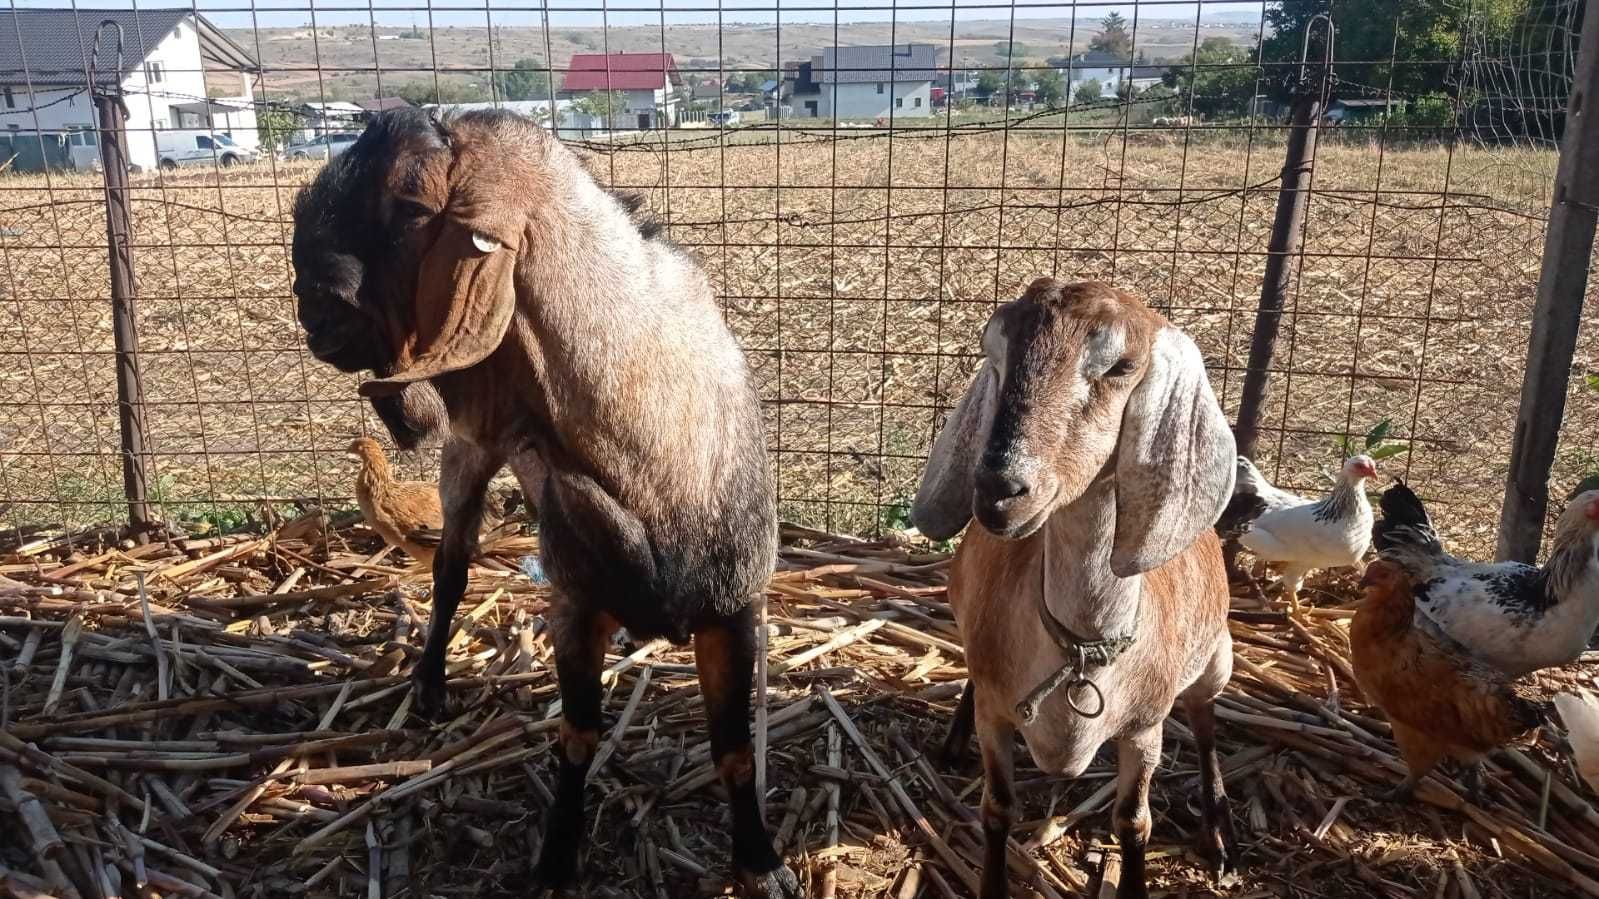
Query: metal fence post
92,22,153,533
1497,0,1599,562
1233,15,1334,460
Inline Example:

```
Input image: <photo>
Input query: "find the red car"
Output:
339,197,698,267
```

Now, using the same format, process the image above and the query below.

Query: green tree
1164,36,1260,119
976,69,1004,100
1034,68,1065,108
256,107,301,151
1258,0,1519,101
494,58,552,101
572,90,626,120
1090,11,1133,59
1074,78,1103,105
994,41,1028,59
394,79,491,106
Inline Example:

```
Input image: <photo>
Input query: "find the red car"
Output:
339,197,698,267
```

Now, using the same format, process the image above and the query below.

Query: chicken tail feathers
1233,456,1264,497
1557,692,1599,794
1373,480,1441,556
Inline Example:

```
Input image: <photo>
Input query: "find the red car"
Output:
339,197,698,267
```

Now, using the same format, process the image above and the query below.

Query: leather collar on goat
1014,537,1137,725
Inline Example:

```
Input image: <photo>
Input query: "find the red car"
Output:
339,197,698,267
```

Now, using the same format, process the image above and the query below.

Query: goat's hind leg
531,603,618,889
1185,695,1239,884
695,604,799,899
414,439,501,719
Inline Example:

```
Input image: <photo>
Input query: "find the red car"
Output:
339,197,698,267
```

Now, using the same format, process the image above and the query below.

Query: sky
5,0,1270,31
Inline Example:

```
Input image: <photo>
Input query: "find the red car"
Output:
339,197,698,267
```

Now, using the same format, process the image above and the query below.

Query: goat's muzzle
973,456,1057,539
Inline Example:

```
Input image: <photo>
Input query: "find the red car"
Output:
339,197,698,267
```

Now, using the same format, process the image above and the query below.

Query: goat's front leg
976,711,1016,899
1112,726,1162,899
532,601,617,889
695,604,799,899
413,438,501,719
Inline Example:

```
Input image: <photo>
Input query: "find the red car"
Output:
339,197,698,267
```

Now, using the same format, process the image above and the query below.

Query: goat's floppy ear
1111,327,1235,577
361,138,526,397
912,363,997,541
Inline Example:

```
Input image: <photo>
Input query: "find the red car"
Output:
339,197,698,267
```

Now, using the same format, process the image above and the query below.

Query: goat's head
291,109,546,444
912,278,1236,576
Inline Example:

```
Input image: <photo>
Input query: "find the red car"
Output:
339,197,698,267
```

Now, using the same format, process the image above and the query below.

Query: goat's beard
368,381,448,450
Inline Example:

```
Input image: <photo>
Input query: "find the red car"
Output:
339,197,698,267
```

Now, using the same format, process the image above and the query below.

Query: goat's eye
1105,358,1136,378
393,199,433,222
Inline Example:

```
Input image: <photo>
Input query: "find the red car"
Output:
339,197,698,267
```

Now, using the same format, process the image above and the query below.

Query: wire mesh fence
0,0,1593,557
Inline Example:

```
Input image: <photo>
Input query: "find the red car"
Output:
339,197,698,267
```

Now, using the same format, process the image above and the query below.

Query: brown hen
348,437,444,566
1351,559,1548,803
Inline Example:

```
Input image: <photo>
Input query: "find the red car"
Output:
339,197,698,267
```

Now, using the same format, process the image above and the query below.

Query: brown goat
914,279,1239,899
291,109,796,897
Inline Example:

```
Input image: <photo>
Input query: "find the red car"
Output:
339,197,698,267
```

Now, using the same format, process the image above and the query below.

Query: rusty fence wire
0,0,1593,558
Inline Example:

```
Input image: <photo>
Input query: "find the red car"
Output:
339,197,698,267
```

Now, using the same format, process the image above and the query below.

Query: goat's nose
976,466,1030,502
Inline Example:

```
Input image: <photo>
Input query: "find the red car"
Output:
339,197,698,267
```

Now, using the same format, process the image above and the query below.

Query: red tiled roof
561,52,677,92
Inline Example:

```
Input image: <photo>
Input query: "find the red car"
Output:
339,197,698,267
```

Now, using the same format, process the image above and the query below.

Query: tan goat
913,278,1239,899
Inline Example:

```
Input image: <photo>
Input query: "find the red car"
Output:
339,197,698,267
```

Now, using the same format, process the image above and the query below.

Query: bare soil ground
0,126,1594,555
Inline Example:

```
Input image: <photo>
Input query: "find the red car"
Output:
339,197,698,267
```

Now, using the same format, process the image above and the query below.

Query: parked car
282,132,359,161
154,130,259,170
708,110,740,127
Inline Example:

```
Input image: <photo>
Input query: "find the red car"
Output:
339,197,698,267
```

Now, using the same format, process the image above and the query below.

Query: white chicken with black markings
1236,454,1378,614
1373,481,1599,677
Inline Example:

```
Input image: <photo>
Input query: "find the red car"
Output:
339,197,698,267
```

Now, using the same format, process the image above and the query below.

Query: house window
146,62,163,83
2,88,11,109
914,96,922,107
895,97,903,108
875,82,884,94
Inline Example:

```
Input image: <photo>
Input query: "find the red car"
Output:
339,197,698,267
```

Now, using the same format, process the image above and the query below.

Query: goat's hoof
531,850,579,892
410,668,448,721
738,862,801,899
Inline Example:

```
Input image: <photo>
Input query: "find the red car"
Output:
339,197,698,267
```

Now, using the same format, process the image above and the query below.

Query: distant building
1324,98,1394,124
558,52,681,129
791,44,938,119
357,96,412,115
0,8,259,172
297,101,365,141
1057,51,1170,94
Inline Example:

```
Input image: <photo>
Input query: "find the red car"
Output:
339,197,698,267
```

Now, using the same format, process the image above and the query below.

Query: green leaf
1370,443,1411,461
1364,418,1393,449
1586,373,1599,394
1335,435,1354,457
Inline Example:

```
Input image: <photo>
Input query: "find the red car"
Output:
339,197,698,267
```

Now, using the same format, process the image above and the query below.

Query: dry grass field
0,123,1594,555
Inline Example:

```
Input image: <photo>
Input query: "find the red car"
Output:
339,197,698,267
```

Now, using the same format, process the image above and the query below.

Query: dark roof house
813,44,939,85
561,52,679,93
357,97,412,113
0,8,256,87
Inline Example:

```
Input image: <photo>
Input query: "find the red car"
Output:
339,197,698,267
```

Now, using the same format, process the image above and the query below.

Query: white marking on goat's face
969,281,1155,540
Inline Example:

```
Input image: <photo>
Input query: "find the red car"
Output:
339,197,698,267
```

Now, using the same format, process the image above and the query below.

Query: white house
557,52,681,130
808,44,938,120
0,8,259,173
1056,51,1171,97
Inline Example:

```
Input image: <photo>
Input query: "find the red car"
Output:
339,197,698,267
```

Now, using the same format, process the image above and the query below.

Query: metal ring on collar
1064,676,1106,719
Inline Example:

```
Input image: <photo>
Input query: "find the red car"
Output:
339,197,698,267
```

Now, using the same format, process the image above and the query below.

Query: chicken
1373,482,1599,676
1352,559,1547,803
348,437,445,567
1214,456,1313,580
1237,454,1378,613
